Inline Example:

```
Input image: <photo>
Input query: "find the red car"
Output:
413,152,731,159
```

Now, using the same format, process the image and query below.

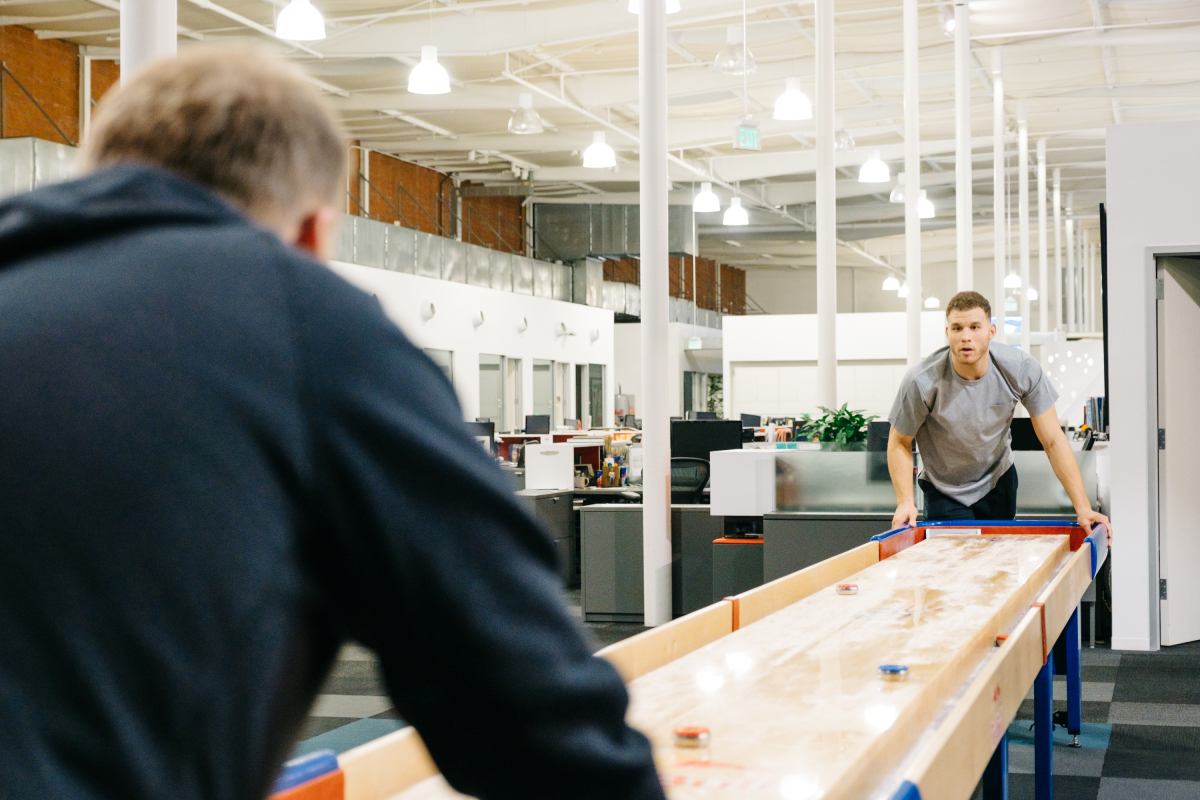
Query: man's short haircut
945,290,992,321
81,47,346,227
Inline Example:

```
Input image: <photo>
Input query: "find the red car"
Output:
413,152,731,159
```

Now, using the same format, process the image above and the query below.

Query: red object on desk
269,770,344,800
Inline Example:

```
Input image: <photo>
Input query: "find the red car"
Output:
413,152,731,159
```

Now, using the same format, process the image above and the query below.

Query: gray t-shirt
888,342,1059,506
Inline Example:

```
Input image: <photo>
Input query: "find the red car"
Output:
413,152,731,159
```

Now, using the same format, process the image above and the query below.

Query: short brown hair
81,47,346,227
945,290,992,320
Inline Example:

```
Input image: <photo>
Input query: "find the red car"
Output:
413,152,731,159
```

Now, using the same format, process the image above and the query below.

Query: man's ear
293,205,340,261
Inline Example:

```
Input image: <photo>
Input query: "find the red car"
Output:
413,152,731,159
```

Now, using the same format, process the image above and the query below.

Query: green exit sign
734,115,761,151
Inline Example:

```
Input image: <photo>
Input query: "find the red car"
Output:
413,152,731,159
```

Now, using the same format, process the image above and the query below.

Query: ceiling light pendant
858,150,890,183
276,0,325,40
508,93,544,135
1004,273,1022,289
408,46,451,95
628,0,680,14
723,197,749,226
693,181,720,213
582,131,617,169
833,123,855,152
1027,287,1040,301
918,190,935,219
773,77,812,121
882,275,900,291
889,172,906,204
714,25,756,76
941,8,955,35
897,282,909,298
924,295,940,309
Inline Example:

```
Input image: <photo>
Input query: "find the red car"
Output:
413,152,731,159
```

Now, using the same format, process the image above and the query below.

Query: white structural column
1066,193,1076,333
992,49,1006,340
1037,138,1048,333
120,0,177,81
1017,102,1031,353
1053,168,1062,331
955,0,974,291
815,0,837,407
903,0,921,366
954,0,972,290
638,0,671,627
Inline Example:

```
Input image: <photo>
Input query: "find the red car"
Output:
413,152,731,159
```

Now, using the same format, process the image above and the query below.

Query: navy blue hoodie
0,166,663,800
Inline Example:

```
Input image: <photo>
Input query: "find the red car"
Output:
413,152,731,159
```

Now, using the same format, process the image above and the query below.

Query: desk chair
670,457,710,504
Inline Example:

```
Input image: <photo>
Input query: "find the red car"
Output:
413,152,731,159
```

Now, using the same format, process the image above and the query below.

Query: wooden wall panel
462,191,524,255
721,264,747,315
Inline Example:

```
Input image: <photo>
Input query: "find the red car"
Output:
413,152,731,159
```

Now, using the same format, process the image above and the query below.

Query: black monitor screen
671,420,743,461
466,421,495,454
1010,417,1043,451
866,420,891,452
740,413,762,428
524,415,551,435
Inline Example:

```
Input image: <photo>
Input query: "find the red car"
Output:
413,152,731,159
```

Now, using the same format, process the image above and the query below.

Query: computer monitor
564,418,580,431
524,415,551,435
466,421,495,455
740,413,762,428
622,415,640,429
1010,417,1043,451
671,420,743,460
686,410,719,421
866,420,891,452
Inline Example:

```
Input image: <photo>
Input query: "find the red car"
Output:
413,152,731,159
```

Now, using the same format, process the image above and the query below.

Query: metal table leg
1089,602,1096,649
982,732,1009,800
1034,650,1054,800
1065,607,1082,747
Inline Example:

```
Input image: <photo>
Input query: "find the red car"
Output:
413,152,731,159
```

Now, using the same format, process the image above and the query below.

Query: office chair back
670,457,710,505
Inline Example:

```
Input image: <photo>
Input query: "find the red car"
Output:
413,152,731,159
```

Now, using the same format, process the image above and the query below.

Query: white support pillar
904,0,921,366
1017,101,1031,354
954,0,972,291
1091,242,1098,333
638,0,671,627
992,49,1006,341
1066,194,1076,334
815,0,837,407
79,54,92,143
1037,138,1048,333
1053,168,1062,331
120,0,177,81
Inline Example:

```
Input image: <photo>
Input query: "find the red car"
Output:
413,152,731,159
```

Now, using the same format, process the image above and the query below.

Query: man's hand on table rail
1077,508,1112,545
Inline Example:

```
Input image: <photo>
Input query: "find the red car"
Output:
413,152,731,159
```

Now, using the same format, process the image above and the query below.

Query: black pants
920,464,1018,521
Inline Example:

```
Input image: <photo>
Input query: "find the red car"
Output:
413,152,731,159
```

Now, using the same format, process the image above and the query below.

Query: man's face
945,307,995,367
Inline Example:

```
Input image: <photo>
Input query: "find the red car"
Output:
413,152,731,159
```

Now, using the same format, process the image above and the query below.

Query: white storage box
709,449,776,517
524,443,577,491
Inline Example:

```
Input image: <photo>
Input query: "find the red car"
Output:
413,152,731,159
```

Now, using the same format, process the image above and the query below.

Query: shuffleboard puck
673,726,710,748
835,583,858,595
878,664,909,682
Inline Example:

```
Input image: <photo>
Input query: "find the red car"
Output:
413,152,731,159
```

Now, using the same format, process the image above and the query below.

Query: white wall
721,311,949,419
613,321,724,418
1106,120,1200,651
329,261,616,427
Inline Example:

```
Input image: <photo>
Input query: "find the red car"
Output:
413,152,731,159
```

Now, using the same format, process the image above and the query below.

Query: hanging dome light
858,150,890,183
582,131,617,169
723,197,749,226
508,93,544,135
897,282,909,298
628,0,680,14
1028,287,1040,301
276,0,325,40
918,190,935,219
773,78,812,121
1004,273,1022,289
889,172,906,204
408,46,451,95
714,25,755,76
882,275,901,291
693,181,720,213
924,295,940,309
834,116,855,152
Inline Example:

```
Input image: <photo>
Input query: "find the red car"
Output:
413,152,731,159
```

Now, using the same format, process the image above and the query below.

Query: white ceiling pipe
1053,167,1062,332
903,0,921,368
815,0,836,409
1037,137,1048,334
992,47,1006,343
1018,100,1031,355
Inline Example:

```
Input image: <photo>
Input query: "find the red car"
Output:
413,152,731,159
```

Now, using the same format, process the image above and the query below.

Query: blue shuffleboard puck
878,664,909,682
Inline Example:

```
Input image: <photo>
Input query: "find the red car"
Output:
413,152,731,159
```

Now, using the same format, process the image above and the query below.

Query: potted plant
799,404,877,451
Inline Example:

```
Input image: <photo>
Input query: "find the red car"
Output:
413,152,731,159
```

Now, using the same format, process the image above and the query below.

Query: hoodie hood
0,165,249,268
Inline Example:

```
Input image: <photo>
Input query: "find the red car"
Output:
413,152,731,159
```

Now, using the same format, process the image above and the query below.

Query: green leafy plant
801,404,877,446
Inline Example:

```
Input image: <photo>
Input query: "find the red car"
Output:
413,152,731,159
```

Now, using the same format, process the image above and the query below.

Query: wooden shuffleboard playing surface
388,534,1077,800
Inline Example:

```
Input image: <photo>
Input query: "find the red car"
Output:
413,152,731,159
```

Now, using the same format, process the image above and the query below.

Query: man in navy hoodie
0,47,664,800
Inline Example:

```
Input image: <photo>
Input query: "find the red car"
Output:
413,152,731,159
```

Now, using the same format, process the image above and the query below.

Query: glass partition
478,354,503,428
532,360,554,418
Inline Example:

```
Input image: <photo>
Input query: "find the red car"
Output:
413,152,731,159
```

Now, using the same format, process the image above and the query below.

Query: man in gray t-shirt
887,291,1111,536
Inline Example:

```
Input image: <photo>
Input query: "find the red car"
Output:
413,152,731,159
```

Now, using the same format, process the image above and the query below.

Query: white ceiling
10,0,1200,278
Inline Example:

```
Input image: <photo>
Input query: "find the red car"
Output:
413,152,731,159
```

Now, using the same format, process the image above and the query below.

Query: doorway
1157,256,1200,645
588,363,605,428
505,357,523,433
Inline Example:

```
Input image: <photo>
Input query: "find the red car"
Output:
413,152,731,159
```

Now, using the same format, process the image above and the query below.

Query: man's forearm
888,443,915,505
1044,438,1091,513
